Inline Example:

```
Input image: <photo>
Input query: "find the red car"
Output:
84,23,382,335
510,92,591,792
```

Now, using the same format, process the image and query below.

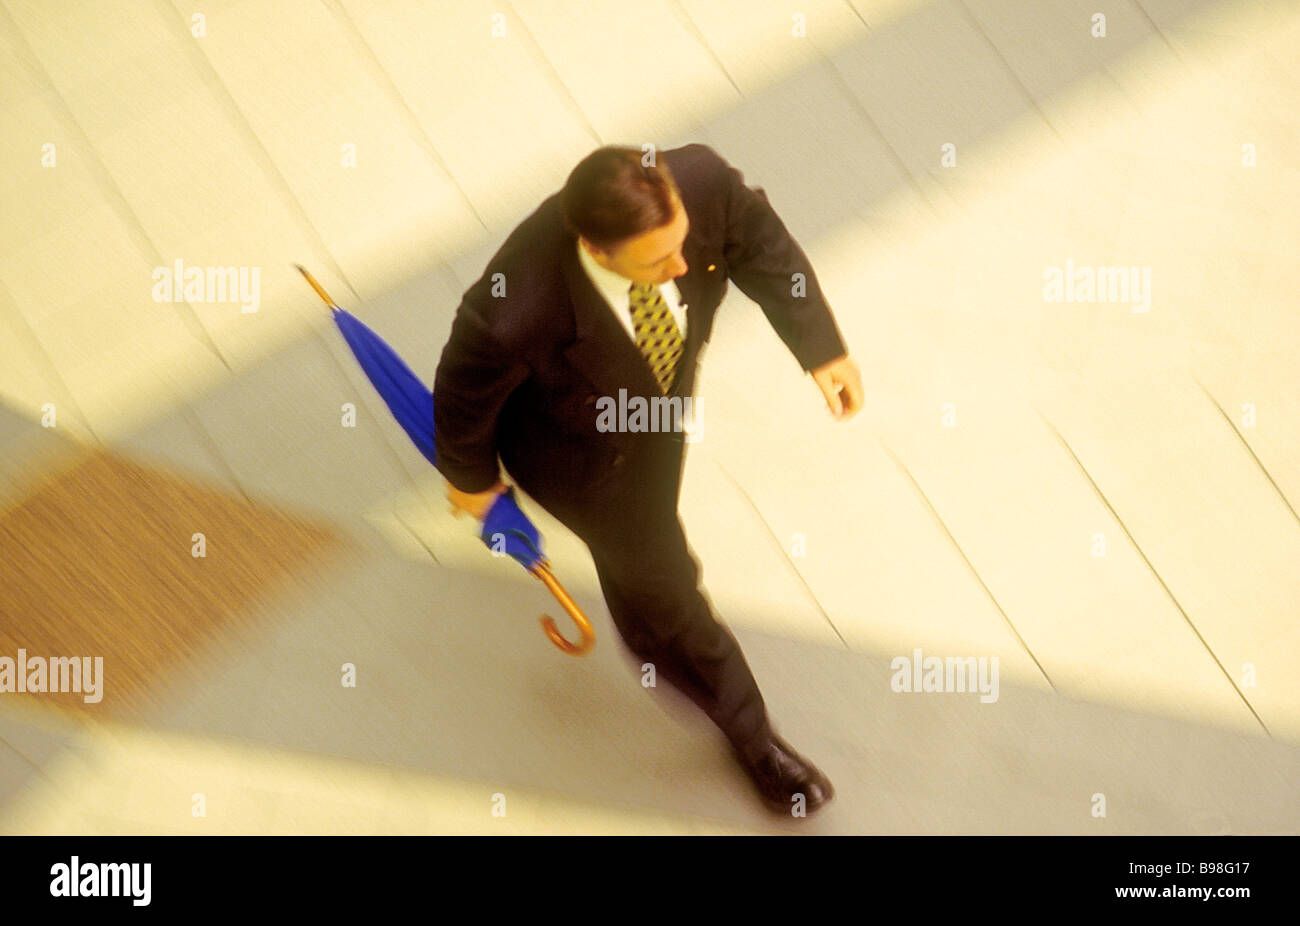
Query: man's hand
811,354,863,421
447,478,508,521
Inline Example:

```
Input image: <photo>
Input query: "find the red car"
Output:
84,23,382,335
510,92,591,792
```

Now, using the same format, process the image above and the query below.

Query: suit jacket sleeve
432,298,530,494
716,152,848,372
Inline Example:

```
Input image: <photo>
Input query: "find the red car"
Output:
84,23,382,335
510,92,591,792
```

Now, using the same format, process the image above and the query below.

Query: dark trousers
517,427,773,758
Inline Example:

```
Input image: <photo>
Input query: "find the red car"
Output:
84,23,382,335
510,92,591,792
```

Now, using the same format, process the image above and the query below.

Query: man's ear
581,237,618,270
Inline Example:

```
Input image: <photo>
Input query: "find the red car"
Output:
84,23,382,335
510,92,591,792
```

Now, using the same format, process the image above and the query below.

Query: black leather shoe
734,733,834,817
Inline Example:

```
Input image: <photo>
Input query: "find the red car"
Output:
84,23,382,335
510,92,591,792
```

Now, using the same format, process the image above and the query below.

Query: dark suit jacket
433,143,847,508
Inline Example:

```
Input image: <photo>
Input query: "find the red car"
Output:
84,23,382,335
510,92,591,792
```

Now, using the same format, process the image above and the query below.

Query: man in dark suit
433,143,862,817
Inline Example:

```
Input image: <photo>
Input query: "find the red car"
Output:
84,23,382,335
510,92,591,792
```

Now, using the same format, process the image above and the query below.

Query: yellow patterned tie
628,281,684,394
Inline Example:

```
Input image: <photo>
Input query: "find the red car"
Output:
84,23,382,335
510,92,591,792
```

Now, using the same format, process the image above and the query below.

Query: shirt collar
575,238,639,307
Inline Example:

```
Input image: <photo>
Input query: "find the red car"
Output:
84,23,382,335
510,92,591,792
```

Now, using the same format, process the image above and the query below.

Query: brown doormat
0,445,348,721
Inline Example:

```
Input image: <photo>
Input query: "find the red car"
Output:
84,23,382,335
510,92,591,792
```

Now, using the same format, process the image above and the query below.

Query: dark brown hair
561,146,681,253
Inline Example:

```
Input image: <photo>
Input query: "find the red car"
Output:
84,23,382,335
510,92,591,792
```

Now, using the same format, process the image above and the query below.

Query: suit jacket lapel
561,230,708,400
673,232,708,393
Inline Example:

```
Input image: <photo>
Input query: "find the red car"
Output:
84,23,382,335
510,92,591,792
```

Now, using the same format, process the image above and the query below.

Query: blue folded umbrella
480,485,546,569
329,299,440,468
296,264,592,654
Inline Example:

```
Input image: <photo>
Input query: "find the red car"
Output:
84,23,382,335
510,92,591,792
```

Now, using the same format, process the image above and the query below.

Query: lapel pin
707,264,716,271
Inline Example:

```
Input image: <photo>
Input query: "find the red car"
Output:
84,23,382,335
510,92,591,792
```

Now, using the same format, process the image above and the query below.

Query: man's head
561,146,689,286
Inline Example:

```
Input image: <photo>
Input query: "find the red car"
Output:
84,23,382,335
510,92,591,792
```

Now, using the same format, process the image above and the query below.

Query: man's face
581,195,690,286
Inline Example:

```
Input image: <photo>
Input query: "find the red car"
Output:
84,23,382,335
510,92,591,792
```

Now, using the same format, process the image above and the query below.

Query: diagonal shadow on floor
2,0,1289,833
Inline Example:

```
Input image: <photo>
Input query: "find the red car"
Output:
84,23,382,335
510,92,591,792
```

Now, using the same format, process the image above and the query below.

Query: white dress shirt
576,239,688,342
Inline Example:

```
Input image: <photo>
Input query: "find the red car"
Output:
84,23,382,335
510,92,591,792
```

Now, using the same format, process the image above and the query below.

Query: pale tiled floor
1,0,1297,834
0,705,770,835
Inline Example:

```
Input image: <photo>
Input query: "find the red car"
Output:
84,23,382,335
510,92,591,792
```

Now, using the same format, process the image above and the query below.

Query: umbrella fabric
329,305,546,569
308,270,592,654
332,306,439,468
480,487,546,570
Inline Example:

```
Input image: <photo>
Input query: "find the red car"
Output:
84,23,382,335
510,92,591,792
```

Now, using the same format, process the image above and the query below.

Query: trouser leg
510,430,774,754
585,518,773,755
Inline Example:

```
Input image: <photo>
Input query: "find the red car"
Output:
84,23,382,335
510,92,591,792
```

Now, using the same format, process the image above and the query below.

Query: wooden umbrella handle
529,562,595,655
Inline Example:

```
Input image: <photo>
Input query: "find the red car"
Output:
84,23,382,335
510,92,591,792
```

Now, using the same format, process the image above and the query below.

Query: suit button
612,452,625,467
584,394,597,406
